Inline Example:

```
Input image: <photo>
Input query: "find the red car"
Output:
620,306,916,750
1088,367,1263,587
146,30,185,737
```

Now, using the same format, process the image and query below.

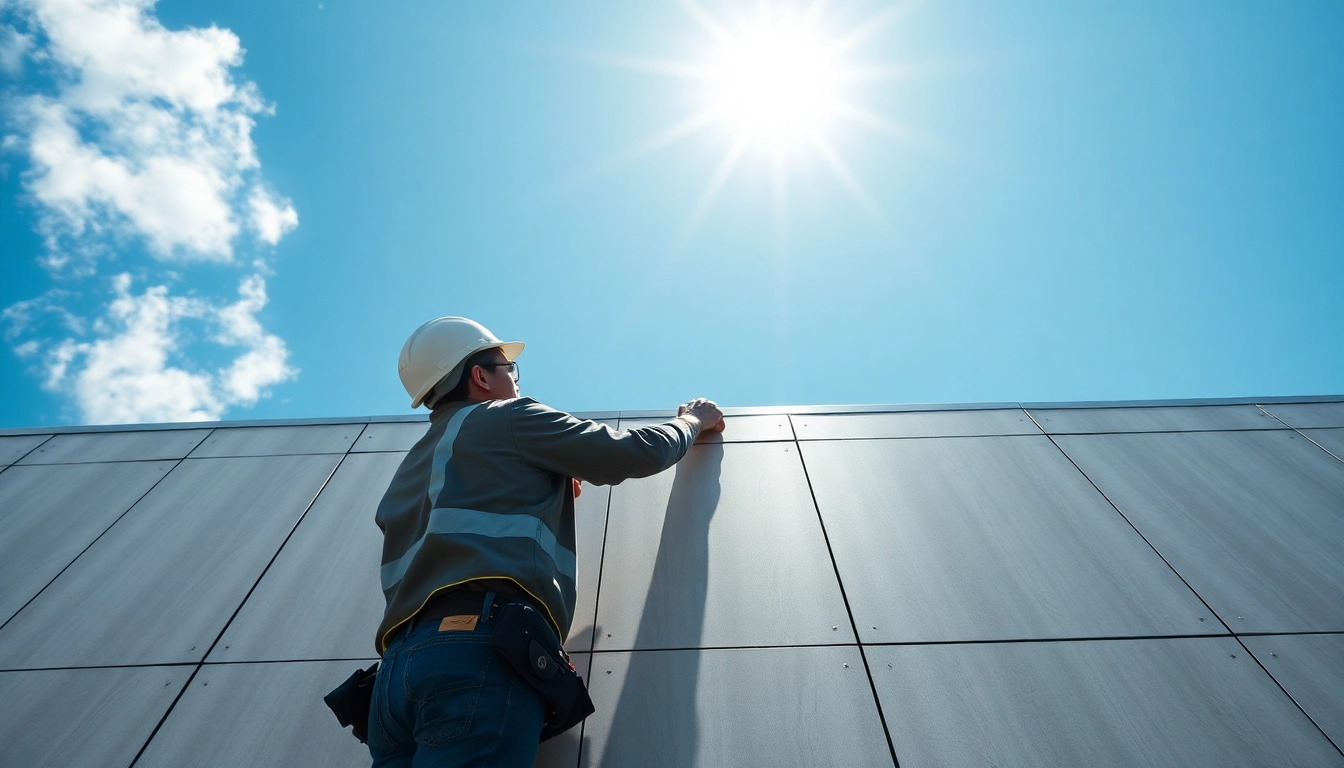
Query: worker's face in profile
478,357,520,399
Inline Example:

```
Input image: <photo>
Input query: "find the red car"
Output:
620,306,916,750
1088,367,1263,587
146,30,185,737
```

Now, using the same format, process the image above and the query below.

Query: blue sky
1,1,1341,427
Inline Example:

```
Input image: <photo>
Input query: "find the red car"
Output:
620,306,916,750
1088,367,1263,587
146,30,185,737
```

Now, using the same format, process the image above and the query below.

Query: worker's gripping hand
677,398,725,437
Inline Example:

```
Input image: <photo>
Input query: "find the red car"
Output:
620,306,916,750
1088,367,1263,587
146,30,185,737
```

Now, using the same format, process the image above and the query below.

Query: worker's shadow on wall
596,443,723,768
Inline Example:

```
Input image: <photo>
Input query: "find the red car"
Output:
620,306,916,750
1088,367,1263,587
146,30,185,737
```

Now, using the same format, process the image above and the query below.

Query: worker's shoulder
472,396,570,420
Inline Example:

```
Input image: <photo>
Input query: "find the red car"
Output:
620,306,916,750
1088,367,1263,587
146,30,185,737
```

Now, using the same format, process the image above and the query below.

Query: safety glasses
478,361,520,383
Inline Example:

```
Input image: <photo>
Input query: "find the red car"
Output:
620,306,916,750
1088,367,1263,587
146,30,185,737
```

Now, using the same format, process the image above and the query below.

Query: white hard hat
398,317,524,408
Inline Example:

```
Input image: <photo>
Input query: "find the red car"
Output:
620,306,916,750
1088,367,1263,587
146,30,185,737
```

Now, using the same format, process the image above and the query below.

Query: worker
366,316,724,767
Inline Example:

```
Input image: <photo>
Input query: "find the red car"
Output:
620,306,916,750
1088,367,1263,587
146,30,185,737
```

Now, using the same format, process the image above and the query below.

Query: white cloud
8,0,290,264
3,0,301,424
34,273,297,424
248,187,298,245
0,23,33,74
1,288,84,340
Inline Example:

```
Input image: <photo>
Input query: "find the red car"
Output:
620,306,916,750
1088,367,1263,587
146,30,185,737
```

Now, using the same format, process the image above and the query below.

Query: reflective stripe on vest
379,506,578,590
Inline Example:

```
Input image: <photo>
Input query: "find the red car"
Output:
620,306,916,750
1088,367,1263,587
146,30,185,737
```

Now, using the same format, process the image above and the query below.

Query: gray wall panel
0,434,50,467
17,428,212,464
800,436,1217,643
210,453,402,662
351,421,428,452
868,638,1344,767
1027,405,1283,434
1243,634,1344,750
0,665,192,768
568,482,610,652
617,415,793,442
1261,402,1344,428
1304,428,1344,461
135,661,373,768
0,454,341,668
0,460,175,625
1055,431,1344,632
595,443,853,650
792,409,1039,440
582,646,892,768
189,424,362,457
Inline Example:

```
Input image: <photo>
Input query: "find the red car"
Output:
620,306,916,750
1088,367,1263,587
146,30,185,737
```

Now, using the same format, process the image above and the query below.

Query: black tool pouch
323,662,379,744
488,602,595,741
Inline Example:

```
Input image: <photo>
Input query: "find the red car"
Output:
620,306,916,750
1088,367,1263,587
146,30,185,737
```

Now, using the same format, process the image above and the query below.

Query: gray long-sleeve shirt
374,396,698,653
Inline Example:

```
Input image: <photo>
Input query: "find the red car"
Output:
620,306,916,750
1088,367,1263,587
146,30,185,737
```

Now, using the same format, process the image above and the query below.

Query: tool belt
324,590,593,744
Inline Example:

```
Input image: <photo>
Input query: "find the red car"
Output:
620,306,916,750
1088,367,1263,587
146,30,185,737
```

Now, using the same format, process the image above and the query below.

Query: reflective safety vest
374,397,698,653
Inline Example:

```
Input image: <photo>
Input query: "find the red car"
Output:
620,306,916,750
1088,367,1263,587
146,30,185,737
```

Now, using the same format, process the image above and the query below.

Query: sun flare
582,1,918,241
706,17,842,148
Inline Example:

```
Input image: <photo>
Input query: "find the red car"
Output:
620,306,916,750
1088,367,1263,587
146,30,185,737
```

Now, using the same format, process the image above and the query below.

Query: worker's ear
472,365,490,391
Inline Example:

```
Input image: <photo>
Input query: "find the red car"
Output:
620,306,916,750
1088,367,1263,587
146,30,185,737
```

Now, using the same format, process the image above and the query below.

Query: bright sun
706,17,842,148
585,1,915,239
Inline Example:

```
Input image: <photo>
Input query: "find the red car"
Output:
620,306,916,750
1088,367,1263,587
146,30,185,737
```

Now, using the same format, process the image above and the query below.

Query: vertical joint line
1255,404,1344,464
131,429,357,765
792,429,902,768
1023,411,1235,637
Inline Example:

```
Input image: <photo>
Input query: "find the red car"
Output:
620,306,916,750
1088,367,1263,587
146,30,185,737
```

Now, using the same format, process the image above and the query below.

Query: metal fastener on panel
832,626,838,631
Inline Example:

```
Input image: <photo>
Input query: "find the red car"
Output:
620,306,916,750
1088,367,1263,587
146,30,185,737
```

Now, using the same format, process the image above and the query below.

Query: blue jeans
368,593,546,767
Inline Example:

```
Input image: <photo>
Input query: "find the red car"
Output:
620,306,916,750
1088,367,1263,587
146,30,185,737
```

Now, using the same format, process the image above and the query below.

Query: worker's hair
425,346,507,409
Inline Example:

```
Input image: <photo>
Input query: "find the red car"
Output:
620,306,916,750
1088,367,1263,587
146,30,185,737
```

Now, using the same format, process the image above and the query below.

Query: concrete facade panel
0,460,174,624
0,665,191,768
1027,405,1283,434
1056,430,1344,632
792,409,1039,440
0,434,50,467
595,442,853,650
210,453,402,662
582,646,891,768
351,422,429,452
1243,633,1344,750
801,435,1218,643
0,454,340,668
1260,402,1344,428
869,638,1344,767
17,428,212,464
189,424,363,457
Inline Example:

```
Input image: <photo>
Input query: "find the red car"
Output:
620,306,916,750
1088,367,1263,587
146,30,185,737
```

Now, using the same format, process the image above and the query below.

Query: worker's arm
509,397,722,486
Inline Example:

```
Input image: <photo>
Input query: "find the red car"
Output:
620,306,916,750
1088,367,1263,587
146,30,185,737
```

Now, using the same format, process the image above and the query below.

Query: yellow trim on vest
378,575,565,654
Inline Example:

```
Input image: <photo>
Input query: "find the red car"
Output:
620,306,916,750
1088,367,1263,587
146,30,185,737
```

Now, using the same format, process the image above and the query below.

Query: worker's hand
572,478,583,498
678,398,725,434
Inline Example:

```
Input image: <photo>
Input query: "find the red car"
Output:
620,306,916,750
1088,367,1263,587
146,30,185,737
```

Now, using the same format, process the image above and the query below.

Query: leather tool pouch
489,602,595,741
323,662,379,744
